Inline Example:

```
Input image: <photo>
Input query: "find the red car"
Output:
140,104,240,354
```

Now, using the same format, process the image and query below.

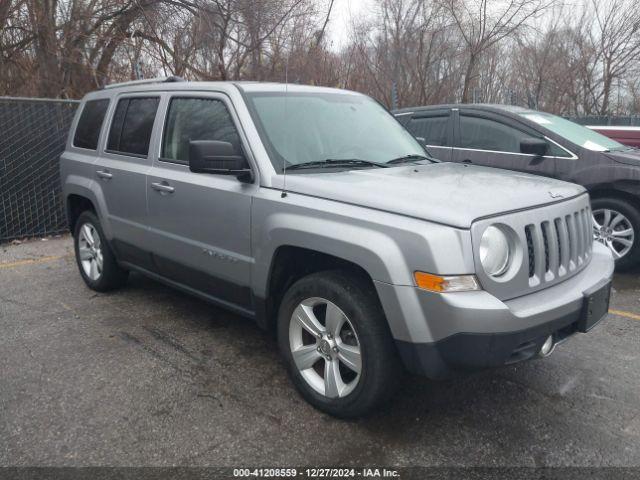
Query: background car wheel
73,211,128,291
591,197,640,271
277,270,402,418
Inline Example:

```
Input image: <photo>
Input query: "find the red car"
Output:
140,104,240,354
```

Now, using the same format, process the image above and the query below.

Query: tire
277,270,402,418
73,211,128,291
591,197,640,271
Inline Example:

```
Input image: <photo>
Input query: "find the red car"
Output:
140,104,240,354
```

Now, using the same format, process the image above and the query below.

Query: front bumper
374,242,614,379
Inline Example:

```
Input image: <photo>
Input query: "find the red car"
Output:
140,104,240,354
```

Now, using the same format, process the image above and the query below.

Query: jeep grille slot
525,226,535,277
524,207,592,285
541,221,550,273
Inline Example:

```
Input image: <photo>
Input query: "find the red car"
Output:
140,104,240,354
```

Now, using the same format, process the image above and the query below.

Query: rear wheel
592,197,640,270
277,271,401,418
73,211,128,291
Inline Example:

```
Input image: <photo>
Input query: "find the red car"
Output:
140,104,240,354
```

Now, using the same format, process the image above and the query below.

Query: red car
588,126,640,148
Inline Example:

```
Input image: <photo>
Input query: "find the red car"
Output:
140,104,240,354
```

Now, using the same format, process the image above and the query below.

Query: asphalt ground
1,236,639,467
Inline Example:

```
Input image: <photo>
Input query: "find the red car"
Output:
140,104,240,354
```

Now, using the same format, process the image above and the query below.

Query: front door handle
96,169,113,180
461,159,472,164
151,181,175,194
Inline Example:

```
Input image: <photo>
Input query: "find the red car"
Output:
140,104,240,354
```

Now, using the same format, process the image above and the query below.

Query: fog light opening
539,335,555,357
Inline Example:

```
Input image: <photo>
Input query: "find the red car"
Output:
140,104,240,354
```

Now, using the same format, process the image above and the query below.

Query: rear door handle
96,169,113,180
151,181,175,194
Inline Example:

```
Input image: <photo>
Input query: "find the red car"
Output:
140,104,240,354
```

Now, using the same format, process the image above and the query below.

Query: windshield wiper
286,158,389,171
386,154,437,165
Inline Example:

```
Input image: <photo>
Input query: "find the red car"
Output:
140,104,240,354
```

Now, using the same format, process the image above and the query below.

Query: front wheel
591,197,640,271
277,271,401,418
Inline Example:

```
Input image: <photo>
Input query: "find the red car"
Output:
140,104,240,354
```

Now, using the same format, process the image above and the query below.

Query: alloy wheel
78,223,103,280
592,208,635,260
289,297,362,399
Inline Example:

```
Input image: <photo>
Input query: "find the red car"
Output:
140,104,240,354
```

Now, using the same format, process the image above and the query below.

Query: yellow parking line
610,309,640,322
0,255,66,269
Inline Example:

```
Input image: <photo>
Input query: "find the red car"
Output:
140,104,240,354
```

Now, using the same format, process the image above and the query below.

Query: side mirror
189,140,253,182
520,137,548,157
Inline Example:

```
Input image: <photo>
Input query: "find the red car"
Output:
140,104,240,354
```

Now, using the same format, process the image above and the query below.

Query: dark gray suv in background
395,105,640,270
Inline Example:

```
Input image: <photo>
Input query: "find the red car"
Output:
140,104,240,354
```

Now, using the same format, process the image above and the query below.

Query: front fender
250,190,474,298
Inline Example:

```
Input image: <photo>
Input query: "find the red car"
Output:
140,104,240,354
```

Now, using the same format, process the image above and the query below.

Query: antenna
281,50,290,198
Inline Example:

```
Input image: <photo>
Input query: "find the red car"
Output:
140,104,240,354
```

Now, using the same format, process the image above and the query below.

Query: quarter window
458,115,531,154
407,116,449,146
107,97,159,156
161,98,241,164
547,141,572,158
73,99,110,150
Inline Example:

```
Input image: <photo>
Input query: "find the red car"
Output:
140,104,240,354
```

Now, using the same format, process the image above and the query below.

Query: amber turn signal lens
414,272,446,291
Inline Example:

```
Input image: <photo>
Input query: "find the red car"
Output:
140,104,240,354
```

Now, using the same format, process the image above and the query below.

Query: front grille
472,194,593,301
524,206,592,284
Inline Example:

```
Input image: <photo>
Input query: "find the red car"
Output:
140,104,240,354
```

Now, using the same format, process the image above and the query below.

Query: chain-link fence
0,97,79,242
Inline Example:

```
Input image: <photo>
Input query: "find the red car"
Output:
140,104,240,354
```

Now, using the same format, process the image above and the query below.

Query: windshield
519,111,626,152
244,91,426,172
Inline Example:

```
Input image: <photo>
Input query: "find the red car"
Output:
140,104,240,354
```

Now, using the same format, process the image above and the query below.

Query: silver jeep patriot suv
61,78,614,417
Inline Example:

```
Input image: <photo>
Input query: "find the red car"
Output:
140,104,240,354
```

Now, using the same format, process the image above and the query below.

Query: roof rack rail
103,76,185,90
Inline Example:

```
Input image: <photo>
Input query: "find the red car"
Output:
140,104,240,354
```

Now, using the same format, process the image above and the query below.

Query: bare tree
591,0,640,115
2,0,640,117
0,0,323,97
438,0,554,102
343,0,458,108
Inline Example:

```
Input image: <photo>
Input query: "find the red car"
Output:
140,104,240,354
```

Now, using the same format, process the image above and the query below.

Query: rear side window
407,115,449,146
73,100,109,150
458,115,530,153
161,97,241,164
107,97,159,157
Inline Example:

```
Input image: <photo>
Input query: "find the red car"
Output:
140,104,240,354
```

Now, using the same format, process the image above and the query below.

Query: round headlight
479,225,511,277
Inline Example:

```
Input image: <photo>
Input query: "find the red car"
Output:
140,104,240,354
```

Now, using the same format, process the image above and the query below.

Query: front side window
458,115,532,153
244,92,425,171
407,115,449,146
73,99,110,150
162,98,241,163
519,111,627,152
107,97,159,156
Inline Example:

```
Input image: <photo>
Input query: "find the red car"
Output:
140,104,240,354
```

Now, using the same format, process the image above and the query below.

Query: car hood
280,162,586,228
605,149,640,166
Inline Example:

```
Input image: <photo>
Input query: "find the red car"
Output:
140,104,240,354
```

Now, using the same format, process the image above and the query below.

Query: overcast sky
327,0,375,51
